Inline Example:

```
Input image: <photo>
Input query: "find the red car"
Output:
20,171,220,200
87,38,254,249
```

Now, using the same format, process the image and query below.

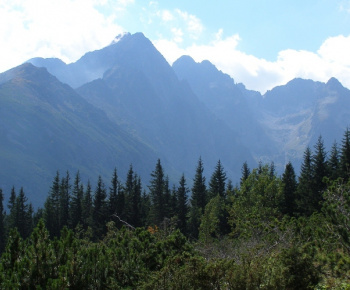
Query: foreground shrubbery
2,130,350,288
1,210,349,289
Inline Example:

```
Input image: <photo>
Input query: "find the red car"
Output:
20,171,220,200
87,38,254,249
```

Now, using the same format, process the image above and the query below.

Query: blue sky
1,0,350,92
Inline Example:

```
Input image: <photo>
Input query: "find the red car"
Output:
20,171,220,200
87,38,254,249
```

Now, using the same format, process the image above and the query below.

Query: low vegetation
1,130,350,288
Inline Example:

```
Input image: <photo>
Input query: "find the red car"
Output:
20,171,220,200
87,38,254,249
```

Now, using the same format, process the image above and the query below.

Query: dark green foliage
199,195,229,242
191,157,207,211
296,147,315,216
163,176,172,218
340,128,350,180
108,167,124,225
7,187,33,239
148,159,165,225
93,175,108,238
176,174,189,234
230,163,282,238
125,168,143,228
312,136,328,210
328,141,340,180
241,161,250,186
208,159,227,200
0,188,5,253
7,187,16,229
3,130,350,288
70,171,83,229
82,180,93,229
281,161,298,216
188,158,207,239
322,180,350,253
187,206,202,240
44,172,61,237
59,171,70,230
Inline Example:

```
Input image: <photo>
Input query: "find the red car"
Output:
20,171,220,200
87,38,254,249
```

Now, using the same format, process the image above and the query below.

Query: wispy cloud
174,9,203,39
2,0,350,95
160,9,174,22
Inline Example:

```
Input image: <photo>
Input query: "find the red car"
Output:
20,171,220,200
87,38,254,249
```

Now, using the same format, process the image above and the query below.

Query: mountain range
1,32,350,206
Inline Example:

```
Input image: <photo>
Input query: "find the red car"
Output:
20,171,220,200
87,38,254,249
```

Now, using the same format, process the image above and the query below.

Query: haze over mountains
1,32,350,206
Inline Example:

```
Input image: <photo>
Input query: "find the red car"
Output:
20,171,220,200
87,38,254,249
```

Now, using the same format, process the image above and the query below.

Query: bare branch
112,213,135,230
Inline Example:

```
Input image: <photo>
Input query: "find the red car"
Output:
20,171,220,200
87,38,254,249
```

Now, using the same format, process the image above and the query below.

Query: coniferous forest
1,131,350,288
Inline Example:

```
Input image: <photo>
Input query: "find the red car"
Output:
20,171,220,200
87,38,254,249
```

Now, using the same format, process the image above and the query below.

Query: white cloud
0,0,123,72
171,28,183,43
175,9,203,39
154,32,350,93
161,10,174,22
2,1,350,95
117,0,134,6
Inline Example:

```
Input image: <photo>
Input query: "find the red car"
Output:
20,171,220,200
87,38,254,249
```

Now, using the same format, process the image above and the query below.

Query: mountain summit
1,32,349,205
0,62,158,205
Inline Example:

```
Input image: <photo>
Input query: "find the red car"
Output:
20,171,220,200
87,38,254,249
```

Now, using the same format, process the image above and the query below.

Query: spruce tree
148,159,165,225
281,162,298,216
0,188,5,253
82,180,93,229
208,160,227,200
240,162,251,186
163,176,172,218
177,174,189,235
44,172,60,237
69,171,83,229
191,157,207,211
109,167,123,221
189,157,207,239
7,186,17,230
15,187,32,239
296,147,314,216
311,136,328,211
93,175,108,238
140,190,150,226
129,174,142,227
328,141,340,180
340,128,350,180
269,161,276,178
59,171,70,230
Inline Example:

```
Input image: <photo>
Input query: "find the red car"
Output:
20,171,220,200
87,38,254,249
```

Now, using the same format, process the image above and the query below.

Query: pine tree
269,161,276,178
258,160,263,175
163,176,172,218
109,167,123,222
148,159,165,225
340,128,350,180
208,160,227,200
93,175,108,238
296,147,314,216
0,188,5,253
240,162,250,186
44,172,61,237
123,165,133,221
191,157,207,211
311,136,328,211
69,171,83,229
129,174,142,227
140,190,150,226
177,174,189,234
328,141,340,180
15,187,32,239
189,158,207,239
82,180,93,229
59,171,70,230
7,187,17,230
281,162,298,216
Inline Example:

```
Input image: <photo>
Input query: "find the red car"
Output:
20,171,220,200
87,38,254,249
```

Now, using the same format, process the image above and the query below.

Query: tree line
1,129,350,287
